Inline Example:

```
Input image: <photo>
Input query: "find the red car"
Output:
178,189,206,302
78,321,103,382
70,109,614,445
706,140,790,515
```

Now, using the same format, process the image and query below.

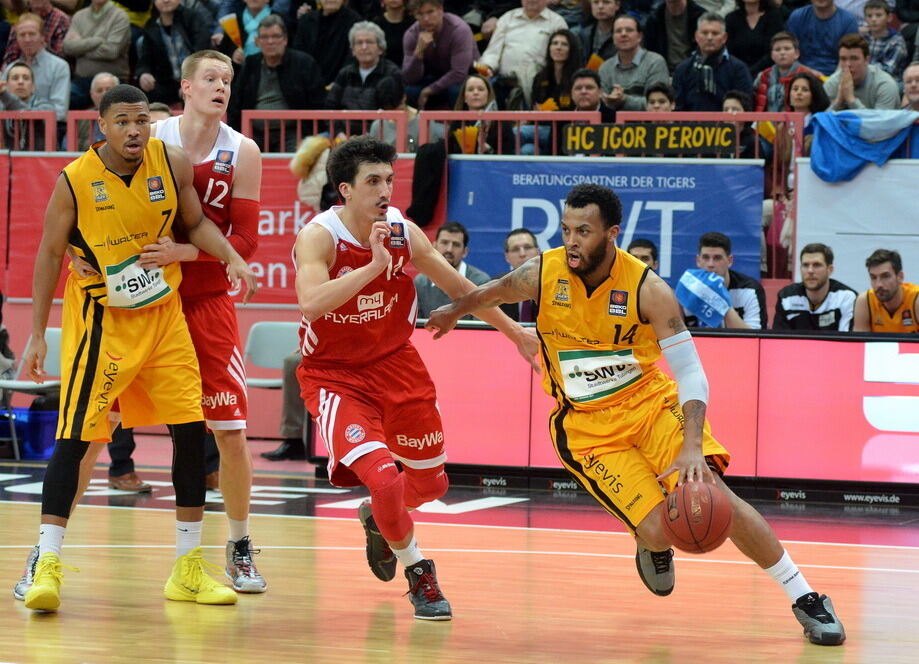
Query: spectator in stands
672,13,753,111
498,227,540,321
725,0,785,74
0,61,54,149
574,0,619,69
2,0,69,66
0,13,68,121
76,71,118,149
260,350,308,461
863,0,908,80
598,14,669,111
326,21,402,111
773,243,857,330
569,67,616,119
904,62,919,109
722,89,757,157
374,0,412,67
693,231,767,328
824,33,900,108
229,14,325,151
644,81,677,111
476,0,567,108
414,221,491,318
753,32,822,111
627,237,659,271
531,28,580,111
293,0,361,86
367,76,441,151
786,0,859,75
401,0,475,109
853,248,919,332
785,71,830,152
148,100,172,120
63,0,131,109
216,0,271,64
644,0,707,72
137,0,212,105
448,72,514,153
519,27,580,154
898,0,919,63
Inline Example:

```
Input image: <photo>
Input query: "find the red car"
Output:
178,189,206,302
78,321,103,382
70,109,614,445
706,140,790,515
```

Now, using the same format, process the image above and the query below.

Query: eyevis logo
862,343,919,433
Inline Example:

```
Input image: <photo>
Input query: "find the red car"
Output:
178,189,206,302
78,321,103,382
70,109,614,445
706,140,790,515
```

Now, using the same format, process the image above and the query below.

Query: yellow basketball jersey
537,246,662,411
868,283,919,333
63,137,181,309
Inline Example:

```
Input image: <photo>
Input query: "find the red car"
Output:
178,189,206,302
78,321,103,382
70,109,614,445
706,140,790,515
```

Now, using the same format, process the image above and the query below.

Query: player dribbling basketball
426,184,846,646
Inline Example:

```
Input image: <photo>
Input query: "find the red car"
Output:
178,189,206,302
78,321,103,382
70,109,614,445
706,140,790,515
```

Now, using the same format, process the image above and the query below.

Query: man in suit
414,221,490,318
499,228,540,322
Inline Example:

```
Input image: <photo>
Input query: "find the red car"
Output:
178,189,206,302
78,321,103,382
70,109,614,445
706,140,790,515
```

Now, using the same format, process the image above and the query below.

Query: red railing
0,111,57,151
240,110,409,153
618,111,807,279
64,110,100,152
417,110,601,155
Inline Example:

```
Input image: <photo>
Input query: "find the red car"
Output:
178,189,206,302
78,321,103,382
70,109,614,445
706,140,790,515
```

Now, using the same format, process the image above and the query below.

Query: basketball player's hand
658,446,713,486
514,326,541,373
23,336,47,384
369,221,392,272
66,247,99,277
226,256,258,303
425,304,460,338
139,237,197,267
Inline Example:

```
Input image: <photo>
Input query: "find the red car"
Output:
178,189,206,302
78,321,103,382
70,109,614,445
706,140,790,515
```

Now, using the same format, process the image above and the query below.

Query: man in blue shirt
786,0,860,76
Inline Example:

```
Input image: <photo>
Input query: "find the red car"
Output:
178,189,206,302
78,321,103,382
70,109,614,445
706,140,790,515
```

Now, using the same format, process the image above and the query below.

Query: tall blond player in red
143,50,266,592
294,136,538,620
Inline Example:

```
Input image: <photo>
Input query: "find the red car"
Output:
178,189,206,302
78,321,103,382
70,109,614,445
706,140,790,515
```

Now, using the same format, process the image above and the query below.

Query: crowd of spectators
1,0,918,152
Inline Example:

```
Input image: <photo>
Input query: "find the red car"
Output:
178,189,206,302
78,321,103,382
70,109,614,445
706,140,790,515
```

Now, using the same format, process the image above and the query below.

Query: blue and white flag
810,110,919,182
676,269,731,328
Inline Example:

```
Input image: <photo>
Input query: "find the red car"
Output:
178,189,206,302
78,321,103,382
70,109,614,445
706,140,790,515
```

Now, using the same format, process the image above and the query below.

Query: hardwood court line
4,499,919,550
0,541,916,575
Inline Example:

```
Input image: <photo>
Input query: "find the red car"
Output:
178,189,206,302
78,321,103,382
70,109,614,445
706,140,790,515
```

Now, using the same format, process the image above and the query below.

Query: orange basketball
660,482,733,554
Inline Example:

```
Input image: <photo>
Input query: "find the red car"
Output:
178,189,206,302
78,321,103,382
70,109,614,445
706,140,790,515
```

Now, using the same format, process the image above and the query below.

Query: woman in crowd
448,73,513,154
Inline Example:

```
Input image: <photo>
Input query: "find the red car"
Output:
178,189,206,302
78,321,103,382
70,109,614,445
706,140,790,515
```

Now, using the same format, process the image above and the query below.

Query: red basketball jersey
298,206,417,367
155,116,244,297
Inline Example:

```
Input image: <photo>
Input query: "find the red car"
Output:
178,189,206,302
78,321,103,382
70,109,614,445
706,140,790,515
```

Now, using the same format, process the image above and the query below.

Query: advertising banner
564,122,736,156
5,154,420,303
795,159,919,291
447,157,763,284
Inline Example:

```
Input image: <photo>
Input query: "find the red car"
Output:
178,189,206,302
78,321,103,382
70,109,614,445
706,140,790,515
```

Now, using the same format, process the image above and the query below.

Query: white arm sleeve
659,330,709,406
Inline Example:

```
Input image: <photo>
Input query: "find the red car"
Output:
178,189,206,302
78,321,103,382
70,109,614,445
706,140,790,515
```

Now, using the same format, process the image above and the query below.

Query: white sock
228,517,249,543
765,550,814,601
176,521,202,559
392,537,424,568
38,524,66,557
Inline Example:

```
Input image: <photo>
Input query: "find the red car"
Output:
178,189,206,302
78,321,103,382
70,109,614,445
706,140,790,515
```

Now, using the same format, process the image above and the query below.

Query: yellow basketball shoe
164,547,238,605
24,553,79,612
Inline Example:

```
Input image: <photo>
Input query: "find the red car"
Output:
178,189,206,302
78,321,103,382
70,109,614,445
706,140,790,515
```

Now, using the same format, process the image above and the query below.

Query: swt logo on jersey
203,392,238,409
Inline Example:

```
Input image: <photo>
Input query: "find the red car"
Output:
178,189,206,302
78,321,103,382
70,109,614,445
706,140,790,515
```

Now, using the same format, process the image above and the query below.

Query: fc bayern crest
344,424,366,444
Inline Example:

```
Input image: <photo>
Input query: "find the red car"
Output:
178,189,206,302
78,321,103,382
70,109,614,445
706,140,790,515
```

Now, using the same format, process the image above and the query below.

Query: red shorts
183,292,247,430
298,342,445,487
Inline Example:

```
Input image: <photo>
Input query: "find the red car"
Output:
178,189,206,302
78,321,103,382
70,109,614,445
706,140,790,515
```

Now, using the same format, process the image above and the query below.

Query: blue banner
446,157,764,286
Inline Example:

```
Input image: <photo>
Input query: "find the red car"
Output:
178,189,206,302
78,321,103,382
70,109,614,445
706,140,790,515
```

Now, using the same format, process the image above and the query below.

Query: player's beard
569,241,608,278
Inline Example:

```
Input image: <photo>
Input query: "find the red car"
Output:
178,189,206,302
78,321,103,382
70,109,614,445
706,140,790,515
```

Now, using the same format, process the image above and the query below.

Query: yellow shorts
549,372,730,532
57,277,203,442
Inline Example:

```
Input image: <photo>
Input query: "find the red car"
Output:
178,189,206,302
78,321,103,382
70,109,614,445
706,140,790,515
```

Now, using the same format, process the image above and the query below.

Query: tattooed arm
424,255,541,339
640,270,714,484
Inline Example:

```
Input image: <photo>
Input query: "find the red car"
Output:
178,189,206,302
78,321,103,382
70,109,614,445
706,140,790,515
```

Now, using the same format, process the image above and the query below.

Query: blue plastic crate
8,408,58,460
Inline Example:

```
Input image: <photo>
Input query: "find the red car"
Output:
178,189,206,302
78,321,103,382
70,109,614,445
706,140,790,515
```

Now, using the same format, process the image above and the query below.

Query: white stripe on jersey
340,441,388,467
226,347,247,395
390,451,448,469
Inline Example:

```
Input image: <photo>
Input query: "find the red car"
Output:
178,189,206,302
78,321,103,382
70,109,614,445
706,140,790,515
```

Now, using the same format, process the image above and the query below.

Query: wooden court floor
1,501,918,664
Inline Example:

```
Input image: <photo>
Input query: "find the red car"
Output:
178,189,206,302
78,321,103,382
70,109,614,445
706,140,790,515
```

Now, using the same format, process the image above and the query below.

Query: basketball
661,481,733,554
